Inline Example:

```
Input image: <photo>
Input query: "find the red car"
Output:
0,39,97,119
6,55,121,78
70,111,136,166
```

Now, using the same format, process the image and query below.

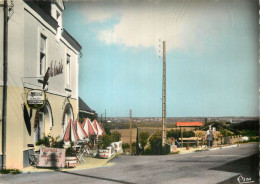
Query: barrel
65,157,77,168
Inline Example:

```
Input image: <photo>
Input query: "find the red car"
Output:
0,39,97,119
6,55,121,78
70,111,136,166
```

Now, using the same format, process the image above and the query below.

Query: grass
0,169,21,175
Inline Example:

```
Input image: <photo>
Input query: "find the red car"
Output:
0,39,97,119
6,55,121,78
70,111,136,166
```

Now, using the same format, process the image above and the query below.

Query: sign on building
38,148,65,168
26,89,46,109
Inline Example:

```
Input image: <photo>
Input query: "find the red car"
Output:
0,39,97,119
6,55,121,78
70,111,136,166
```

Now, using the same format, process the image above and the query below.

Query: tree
148,131,162,155
102,121,111,135
100,134,112,149
167,129,195,139
110,131,121,142
139,132,149,153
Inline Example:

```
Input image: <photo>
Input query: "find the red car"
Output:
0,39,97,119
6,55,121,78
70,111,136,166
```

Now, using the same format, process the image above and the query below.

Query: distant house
78,97,96,121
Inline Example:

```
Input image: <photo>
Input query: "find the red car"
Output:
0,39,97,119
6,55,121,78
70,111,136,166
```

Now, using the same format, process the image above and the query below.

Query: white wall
22,3,79,100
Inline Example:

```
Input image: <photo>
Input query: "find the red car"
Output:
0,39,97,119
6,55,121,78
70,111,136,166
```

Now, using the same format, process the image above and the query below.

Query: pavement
21,155,116,173
20,144,241,173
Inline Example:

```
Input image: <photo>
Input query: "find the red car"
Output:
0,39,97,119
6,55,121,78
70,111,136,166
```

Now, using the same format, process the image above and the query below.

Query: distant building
0,0,81,169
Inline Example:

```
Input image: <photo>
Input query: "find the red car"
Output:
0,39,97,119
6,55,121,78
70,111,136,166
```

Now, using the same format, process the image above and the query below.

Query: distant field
111,127,196,144
110,121,178,129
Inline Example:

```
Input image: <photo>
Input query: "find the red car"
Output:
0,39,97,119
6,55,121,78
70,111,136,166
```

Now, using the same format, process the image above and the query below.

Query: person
206,129,214,148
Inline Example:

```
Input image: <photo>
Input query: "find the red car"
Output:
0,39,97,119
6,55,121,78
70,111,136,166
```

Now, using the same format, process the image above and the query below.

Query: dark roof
24,0,59,30
24,0,82,53
79,97,95,113
62,29,82,52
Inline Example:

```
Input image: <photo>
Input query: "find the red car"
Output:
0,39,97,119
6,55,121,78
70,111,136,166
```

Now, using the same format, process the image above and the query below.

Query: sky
63,0,258,117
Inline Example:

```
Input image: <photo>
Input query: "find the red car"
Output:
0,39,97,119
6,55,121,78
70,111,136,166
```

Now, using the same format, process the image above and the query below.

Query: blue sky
63,0,258,117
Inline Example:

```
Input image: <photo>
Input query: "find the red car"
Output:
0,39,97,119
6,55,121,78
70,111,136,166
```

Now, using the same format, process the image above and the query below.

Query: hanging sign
26,89,46,109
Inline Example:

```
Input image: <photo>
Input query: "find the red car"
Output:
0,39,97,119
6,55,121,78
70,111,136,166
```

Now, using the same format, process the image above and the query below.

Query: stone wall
213,135,243,146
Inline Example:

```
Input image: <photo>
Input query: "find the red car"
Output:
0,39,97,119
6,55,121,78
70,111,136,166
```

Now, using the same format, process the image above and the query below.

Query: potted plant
186,144,190,150
65,146,77,168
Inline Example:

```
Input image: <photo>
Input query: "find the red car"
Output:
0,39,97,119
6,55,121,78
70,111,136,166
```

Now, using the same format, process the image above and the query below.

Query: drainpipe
2,0,8,170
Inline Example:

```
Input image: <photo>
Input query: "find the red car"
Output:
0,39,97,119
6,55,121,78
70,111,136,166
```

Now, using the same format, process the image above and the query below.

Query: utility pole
129,109,132,155
162,41,167,147
2,0,8,170
105,109,106,122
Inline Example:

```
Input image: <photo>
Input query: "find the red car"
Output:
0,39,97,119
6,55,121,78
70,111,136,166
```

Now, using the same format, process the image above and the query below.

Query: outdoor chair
28,144,39,168
75,143,90,163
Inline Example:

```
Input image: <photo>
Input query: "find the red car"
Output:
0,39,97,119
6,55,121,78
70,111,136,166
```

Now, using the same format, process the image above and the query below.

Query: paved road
0,143,258,184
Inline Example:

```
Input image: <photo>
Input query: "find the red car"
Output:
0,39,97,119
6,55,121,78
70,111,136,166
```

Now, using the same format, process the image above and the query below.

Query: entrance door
34,112,45,143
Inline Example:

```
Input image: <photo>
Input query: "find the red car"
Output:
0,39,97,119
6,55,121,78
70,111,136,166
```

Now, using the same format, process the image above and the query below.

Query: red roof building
176,122,204,127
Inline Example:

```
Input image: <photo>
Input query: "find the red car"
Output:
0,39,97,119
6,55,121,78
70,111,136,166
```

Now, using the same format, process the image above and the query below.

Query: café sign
26,89,46,109
38,148,65,168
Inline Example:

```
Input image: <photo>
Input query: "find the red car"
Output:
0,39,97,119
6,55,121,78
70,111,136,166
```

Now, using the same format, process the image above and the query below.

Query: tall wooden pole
2,0,8,170
129,109,132,154
162,41,167,147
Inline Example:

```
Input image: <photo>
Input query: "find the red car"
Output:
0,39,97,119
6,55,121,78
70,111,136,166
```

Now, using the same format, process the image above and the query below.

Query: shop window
66,54,71,87
40,34,47,76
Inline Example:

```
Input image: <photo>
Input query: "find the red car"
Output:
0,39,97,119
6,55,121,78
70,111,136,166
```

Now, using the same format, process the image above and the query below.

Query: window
40,34,47,76
66,54,71,86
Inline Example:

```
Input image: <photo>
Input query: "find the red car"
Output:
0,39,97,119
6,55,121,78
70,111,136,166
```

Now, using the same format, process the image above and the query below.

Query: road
0,143,258,184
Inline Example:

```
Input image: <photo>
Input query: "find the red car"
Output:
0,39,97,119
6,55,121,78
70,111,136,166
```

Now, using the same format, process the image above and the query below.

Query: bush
65,147,77,157
100,134,112,149
111,131,121,142
139,132,149,153
240,130,258,137
122,143,130,150
167,129,195,139
51,140,64,148
183,130,195,138
131,142,136,154
36,136,50,147
0,169,21,174
143,146,152,155
220,129,233,137
149,131,162,155
50,136,64,148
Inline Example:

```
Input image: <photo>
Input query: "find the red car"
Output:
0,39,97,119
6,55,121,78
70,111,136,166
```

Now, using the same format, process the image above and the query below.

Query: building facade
0,0,82,169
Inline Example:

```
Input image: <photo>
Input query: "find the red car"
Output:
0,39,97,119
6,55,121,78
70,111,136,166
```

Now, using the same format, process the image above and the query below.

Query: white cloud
78,0,249,53
80,7,116,23
94,1,189,53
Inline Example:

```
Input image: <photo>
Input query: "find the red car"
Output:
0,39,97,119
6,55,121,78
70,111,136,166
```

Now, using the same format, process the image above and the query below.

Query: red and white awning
61,119,80,142
82,118,96,137
75,120,88,140
93,119,105,136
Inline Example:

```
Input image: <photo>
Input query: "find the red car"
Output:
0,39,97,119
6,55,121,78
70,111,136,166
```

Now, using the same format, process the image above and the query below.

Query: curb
178,144,239,154
209,144,238,151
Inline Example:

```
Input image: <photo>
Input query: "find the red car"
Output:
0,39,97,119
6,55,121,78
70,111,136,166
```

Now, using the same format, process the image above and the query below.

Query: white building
0,0,82,169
